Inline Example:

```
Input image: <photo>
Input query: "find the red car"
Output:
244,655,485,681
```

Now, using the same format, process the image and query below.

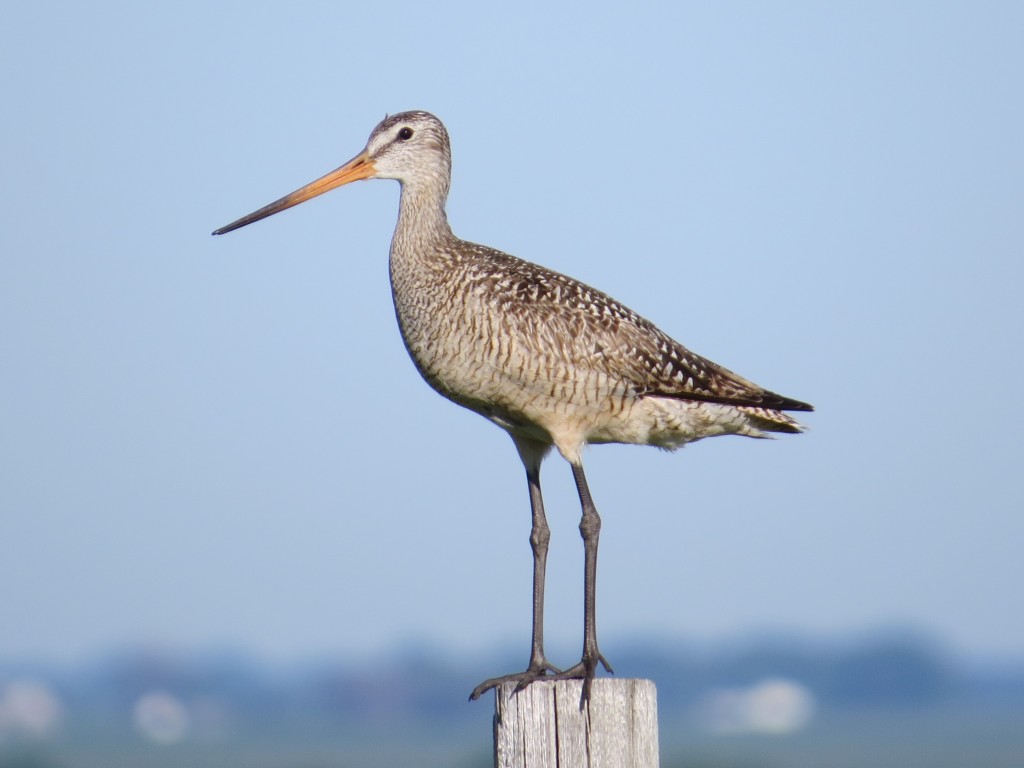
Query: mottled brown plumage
214,110,813,706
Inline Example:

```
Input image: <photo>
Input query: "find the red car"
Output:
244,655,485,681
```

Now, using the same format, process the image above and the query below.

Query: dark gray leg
524,451,554,672
551,460,613,706
470,437,560,700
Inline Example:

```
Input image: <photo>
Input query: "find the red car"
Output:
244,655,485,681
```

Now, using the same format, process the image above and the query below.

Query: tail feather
759,390,814,413
739,406,807,435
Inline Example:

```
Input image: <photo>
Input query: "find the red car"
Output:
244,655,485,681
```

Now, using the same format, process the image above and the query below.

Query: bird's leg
470,438,560,701
523,458,558,675
550,460,613,707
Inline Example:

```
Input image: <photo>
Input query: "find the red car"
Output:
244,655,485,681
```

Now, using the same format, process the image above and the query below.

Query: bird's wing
473,251,812,413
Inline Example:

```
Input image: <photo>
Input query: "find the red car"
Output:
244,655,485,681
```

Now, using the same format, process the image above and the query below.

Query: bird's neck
388,179,460,358
391,181,454,261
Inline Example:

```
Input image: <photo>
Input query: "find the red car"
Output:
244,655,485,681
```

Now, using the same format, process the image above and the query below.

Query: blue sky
2,2,1022,665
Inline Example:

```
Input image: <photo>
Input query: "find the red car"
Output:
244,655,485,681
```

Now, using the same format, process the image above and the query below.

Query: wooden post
493,679,659,768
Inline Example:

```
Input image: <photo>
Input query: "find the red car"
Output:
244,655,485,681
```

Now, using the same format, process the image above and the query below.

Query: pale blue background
2,2,1021,665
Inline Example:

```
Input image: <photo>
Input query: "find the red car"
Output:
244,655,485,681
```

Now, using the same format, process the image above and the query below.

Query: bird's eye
398,127,414,141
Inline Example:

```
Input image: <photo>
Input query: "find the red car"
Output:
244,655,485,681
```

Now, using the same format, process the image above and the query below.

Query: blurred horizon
2,627,1023,768
3,620,1023,671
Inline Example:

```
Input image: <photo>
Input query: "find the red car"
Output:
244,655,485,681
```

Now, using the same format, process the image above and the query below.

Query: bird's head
212,110,450,236
365,110,451,184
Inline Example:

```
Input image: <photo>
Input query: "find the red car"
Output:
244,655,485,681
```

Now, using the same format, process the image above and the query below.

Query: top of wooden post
493,678,659,768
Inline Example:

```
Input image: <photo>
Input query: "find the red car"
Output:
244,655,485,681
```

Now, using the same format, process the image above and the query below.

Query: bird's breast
389,257,642,449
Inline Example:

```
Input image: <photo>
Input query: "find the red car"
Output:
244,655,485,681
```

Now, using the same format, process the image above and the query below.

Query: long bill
212,151,376,235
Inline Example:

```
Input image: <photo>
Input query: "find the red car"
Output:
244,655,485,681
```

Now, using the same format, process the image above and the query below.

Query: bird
213,110,813,704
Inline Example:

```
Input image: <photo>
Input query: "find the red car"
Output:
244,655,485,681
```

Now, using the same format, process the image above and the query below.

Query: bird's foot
547,650,614,708
469,659,561,701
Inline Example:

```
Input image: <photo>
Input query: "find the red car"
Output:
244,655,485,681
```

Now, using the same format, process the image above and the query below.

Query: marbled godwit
213,110,813,703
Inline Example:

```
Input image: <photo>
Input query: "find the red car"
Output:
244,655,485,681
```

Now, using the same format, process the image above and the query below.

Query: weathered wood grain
494,679,659,768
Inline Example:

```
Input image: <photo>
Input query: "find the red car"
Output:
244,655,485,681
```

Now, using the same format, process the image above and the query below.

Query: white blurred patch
698,677,815,734
0,679,63,739
133,690,189,744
